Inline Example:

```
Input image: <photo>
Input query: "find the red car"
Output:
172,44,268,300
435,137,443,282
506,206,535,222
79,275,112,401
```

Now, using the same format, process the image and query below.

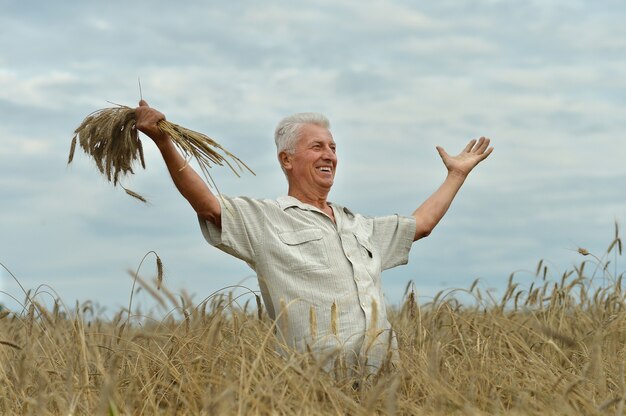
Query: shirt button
361,302,366,307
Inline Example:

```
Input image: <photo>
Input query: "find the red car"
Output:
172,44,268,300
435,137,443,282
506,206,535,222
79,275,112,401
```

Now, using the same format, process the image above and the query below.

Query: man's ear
279,151,292,171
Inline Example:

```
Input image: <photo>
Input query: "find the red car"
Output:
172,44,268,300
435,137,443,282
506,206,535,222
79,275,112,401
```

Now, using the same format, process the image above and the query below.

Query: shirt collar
276,195,354,217
276,195,321,211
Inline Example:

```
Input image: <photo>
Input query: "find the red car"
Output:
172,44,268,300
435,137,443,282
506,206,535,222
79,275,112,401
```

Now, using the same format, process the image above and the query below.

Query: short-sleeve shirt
198,195,416,369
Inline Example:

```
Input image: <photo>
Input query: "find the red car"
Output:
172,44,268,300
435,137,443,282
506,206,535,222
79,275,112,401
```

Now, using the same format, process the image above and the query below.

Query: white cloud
490,65,603,90
0,69,81,109
401,35,498,55
0,130,52,157
85,17,113,32
348,0,439,31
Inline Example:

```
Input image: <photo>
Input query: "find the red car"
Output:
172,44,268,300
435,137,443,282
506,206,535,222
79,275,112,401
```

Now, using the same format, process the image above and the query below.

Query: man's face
284,123,337,192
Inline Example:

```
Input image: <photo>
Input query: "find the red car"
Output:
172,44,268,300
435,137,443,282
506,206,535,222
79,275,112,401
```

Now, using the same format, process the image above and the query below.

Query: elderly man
135,100,493,372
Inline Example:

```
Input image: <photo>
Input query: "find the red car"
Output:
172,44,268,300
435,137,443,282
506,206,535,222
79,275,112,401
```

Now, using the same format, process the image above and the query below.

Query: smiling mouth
317,167,332,173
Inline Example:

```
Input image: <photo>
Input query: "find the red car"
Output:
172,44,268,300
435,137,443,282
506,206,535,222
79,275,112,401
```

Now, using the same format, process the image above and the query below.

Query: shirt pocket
354,233,381,280
278,228,330,272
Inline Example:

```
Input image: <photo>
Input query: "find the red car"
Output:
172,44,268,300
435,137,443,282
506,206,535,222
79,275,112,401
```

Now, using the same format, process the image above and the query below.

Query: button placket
337,208,373,330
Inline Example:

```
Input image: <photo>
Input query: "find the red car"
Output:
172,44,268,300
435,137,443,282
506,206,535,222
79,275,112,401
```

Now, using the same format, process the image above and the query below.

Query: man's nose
322,146,336,161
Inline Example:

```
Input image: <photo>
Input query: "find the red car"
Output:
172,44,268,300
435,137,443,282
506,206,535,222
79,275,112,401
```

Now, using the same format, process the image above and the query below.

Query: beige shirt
199,195,415,370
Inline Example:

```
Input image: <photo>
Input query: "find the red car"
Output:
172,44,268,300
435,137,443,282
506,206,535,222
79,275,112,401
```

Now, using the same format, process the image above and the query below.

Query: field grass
1,235,624,415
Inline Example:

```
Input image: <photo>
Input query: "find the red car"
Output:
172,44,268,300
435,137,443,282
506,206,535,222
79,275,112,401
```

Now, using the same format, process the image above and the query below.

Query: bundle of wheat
68,105,254,201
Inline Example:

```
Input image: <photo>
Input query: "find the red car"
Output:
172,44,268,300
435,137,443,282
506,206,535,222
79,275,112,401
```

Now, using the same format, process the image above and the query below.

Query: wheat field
1,233,624,415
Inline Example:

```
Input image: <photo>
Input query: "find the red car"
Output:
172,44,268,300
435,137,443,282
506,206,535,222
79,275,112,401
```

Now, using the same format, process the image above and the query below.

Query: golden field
1,234,624,415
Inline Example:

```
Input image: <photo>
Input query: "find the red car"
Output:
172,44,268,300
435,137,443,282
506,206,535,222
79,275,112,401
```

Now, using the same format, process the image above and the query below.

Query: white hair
274,112,330,156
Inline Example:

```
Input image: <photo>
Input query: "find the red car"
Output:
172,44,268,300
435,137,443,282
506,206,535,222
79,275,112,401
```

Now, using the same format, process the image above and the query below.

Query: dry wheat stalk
330,301,338,336
309,305,317,339
0,340,21,350
69,105,254,202
156,255,163,290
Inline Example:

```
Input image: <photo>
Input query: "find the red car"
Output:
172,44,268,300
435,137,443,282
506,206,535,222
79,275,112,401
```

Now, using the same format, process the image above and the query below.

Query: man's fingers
139,99,149,107
478,146,494,161
475,137,490,153
467,137,490,154
463,139,477,153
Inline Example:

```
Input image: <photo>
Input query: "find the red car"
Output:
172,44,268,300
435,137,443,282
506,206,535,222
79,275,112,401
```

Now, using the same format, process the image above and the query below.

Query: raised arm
412,137,493,241
135,100,222,228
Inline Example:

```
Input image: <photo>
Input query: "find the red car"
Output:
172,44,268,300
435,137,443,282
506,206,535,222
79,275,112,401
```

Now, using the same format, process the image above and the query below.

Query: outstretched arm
135,100,222,228
412,137,493,241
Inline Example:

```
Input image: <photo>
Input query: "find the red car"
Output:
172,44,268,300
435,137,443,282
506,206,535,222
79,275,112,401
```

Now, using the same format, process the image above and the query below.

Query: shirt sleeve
198,196,267,267
371,214,416,271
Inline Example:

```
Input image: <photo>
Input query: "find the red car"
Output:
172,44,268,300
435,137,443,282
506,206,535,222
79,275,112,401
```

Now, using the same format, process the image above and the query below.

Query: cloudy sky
1,0,625,314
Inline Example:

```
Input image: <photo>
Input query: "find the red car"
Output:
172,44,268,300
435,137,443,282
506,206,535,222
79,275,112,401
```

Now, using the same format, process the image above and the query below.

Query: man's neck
288,191,335,223
288,189,330,211
287,182,336,222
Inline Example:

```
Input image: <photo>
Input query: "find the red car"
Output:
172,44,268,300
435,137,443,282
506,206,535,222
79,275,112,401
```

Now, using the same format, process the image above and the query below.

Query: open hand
436,137,493,177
